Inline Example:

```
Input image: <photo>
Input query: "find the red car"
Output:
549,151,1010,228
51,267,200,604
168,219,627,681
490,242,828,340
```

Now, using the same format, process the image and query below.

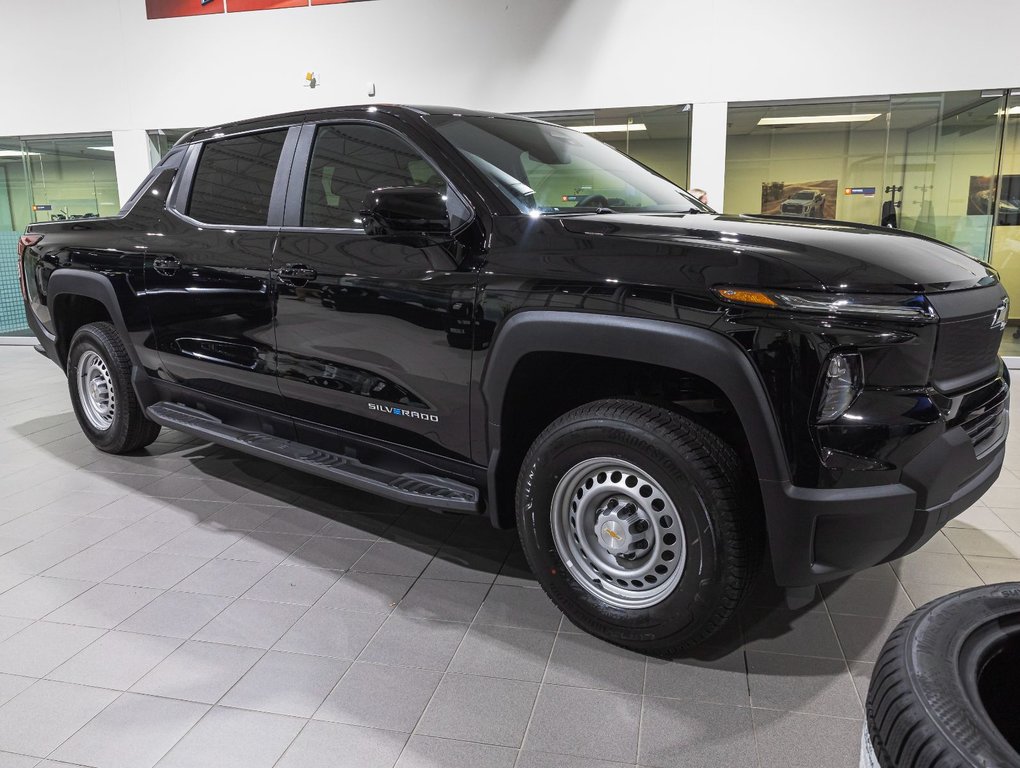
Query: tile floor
0,346,1018,768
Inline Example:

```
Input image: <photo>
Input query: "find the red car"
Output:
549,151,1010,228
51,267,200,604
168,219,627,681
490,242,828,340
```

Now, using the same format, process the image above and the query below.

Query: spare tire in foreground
863,582,1020,768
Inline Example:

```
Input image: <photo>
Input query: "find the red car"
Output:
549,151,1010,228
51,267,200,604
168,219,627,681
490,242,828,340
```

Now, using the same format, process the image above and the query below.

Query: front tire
67,322,161,454
516,399,759,654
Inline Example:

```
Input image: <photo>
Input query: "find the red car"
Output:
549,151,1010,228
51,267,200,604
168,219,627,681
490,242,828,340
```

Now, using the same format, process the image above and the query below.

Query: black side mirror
360,186,452,245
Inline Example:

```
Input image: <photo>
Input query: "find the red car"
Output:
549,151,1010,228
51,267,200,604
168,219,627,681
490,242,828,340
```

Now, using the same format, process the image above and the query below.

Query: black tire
67,322,161,454
864,583,1020,768
515,399,759,654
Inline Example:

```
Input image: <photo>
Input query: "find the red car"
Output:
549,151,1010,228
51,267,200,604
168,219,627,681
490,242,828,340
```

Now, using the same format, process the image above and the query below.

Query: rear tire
515,399,759,654
67,322,161,454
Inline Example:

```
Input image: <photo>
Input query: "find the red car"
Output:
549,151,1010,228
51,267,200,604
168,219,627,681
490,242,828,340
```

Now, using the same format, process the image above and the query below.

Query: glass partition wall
0,134,119,336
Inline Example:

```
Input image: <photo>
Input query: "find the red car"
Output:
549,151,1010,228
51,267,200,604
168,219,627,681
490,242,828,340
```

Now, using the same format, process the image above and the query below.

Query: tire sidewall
67,327,133,453
518,417,728,649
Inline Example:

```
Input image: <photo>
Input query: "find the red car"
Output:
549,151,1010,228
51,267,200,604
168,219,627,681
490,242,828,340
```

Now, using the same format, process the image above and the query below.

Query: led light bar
572,123,647,134
757,114,882,126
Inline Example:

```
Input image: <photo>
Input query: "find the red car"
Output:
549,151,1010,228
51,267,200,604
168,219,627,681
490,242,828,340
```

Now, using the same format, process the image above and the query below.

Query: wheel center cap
593,497,651,559
597,519,628,551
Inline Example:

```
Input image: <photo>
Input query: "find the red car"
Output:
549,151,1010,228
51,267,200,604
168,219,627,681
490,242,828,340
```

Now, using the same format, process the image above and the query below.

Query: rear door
272,118,478,460
146,127,298,413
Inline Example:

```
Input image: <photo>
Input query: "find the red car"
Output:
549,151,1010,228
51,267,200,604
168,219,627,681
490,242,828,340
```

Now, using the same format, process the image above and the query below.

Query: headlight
713,287,938,324
817,352,863,423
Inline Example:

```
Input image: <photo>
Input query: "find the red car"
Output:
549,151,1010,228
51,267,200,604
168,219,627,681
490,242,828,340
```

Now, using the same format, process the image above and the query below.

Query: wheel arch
480,310,791,528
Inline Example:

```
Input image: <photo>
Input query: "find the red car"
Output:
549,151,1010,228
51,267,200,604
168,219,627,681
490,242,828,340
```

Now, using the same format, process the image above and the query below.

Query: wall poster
968,175,1020,226
761,180,837,219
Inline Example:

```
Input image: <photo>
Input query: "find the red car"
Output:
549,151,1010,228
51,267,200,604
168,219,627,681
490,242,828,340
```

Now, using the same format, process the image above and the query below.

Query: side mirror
360,186,452,245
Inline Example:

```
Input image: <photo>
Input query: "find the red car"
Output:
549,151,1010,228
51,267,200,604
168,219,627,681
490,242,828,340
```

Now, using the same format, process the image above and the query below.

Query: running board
146,402,480,513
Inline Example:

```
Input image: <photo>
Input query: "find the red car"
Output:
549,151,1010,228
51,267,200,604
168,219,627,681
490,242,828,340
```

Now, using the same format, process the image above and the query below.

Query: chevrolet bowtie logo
992,298,1009,331
603,527,622,541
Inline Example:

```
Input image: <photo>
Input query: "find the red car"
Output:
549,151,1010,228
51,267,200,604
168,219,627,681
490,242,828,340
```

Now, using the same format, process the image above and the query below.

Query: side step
146,402,480,513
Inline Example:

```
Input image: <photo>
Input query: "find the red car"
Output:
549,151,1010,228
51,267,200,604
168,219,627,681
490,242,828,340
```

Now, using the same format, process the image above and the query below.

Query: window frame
167,124,300,230
282,119,474,234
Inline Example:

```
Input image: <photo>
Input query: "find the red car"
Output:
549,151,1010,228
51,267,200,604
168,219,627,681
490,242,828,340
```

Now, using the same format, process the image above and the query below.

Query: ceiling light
88,146,115,151
757,114,882,126
0,150,40,158
572,123,647,134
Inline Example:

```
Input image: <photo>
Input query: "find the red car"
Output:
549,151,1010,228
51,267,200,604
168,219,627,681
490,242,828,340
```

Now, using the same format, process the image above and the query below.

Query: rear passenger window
302,124,449,229
187,131,287,226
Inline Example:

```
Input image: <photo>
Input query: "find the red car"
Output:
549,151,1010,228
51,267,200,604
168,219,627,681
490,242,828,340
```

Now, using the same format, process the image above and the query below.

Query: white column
112,129,157,208
689,102,729,211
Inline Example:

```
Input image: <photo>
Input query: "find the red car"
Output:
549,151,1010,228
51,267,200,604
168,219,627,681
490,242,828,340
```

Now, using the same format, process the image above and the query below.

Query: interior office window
187,131,286,226
302,124,447,228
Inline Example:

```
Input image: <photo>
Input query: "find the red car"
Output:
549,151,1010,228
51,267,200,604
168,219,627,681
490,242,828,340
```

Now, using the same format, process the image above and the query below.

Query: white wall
2,0,1019,137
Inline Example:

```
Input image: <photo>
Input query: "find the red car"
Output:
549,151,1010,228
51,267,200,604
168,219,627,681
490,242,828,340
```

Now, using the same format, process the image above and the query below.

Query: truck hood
558,212,996,294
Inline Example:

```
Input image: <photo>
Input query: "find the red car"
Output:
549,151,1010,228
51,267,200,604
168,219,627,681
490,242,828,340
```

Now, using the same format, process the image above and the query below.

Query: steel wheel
76,350,116,432
550,456,686,610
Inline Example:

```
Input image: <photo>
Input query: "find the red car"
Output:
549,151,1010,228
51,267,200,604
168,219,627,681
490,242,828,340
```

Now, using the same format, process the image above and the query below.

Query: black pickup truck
18,106,1010,653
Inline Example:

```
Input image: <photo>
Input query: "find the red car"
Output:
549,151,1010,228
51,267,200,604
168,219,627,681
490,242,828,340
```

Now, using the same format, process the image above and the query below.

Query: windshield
425,114,711,215
791,191,816,200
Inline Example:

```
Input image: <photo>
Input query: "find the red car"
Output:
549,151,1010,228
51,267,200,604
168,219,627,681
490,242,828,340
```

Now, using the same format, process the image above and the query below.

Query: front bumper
763,379,1009,586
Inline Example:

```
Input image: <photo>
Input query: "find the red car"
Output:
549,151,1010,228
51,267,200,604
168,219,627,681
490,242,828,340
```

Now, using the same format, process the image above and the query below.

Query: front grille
928,286,1007,394
960,392,1007,455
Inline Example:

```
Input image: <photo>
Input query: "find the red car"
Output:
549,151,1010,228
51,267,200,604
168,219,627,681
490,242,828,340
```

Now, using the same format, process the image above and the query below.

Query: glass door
992,90,1020,358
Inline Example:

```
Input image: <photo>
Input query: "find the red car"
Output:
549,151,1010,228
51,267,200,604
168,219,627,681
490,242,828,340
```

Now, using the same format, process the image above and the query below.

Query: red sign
147,0,376,18
146,0,224,19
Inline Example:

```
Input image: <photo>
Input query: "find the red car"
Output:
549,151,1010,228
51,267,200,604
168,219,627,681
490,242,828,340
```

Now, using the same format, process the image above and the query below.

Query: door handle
278,263,318,285
152,255,181,276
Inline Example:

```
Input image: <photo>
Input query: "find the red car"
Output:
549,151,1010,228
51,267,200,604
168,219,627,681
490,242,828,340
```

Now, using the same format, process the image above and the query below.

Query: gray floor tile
316,661,440,732
0,617,31,644
285,536,374,570
117,591,232,639
421,547,504,584
448,624,554,682
545,632,646,694
220,650,349,718
172,558,274,598
100,520,189,553
192,598,306,649
317,512,399,540
890,551,982,587
849,660,874,710
45,582,162,629
829,613,904,663
218,531,310,565
394,735,517,768
0,576,96,620
525,684,640,762
48,630,182,690
0,674,33,707
105,552,208,590
359,615,468,671
742,607,844,659
752,708,861,768
418,673,539,748
42,546,142,583
394,578,489,623
87,494,168,522
274,607,386,660
820,577,914,620
257,507,330,536
316,571,414,614
50,692,209,768
156,527,245,559
966,554,1020,583
351,541,437,578
0,680,118,757
644,648,749,706
899,580,964,608
473,585,562,631
243,564,340,606
0,621,105,677
276,720,407,768
148,499,226,527
747,650,862,718
130,640,262,703
639,696,755,768
155,706,305,768
0,537,85,574
0,752,39,768
199,505,275,532
515,754,633,768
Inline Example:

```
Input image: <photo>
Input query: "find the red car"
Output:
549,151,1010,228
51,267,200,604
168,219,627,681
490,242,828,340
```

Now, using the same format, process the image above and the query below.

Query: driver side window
302,123,452,229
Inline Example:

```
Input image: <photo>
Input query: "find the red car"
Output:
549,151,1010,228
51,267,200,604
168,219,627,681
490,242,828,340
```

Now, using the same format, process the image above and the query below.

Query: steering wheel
574,194,611,209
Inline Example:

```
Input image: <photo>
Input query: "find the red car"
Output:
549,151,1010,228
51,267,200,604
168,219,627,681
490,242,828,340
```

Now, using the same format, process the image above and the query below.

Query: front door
146,128,295,412
272,120,477,460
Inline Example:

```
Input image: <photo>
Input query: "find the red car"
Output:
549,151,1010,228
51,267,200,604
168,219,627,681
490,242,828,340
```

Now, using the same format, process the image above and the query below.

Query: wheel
67,322,161,454
863,583,1020,768
515,399,759,654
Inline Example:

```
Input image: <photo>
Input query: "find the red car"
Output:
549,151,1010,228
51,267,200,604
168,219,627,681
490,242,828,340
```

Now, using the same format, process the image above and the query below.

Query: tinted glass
303,123,447,228
187,130,286,226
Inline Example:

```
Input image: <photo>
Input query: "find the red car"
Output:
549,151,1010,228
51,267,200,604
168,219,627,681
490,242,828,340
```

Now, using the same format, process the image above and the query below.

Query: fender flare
480,310,792,525
46,269,156,404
